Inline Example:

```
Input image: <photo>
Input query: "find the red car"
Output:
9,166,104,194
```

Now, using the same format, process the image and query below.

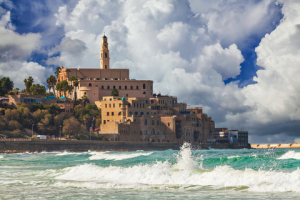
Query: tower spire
100,35,109,69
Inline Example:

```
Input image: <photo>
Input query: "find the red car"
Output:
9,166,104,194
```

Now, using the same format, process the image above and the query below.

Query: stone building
57,35,153,103
98,94,215,143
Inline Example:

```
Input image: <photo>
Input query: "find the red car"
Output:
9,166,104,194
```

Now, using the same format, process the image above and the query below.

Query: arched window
89,83,92,86
144,119,147,125
134,112,138,116
140,112,143,116
105,53,107,58
144,130,147,135
128,103,131,108
143,83,146,89
128,112,132,117
146,112,149,117
151,120,154,125
151,129,155,135
162,131,165,135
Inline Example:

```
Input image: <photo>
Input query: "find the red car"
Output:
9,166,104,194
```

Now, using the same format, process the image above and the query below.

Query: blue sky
1,0,300,143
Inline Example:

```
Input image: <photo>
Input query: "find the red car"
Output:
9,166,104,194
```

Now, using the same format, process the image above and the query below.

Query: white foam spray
88,151,153,160
277,150,300,160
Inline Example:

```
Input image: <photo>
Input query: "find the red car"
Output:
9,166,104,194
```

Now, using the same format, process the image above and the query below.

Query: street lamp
32,124,34,138
90,127,92,140
114,128,116,141
60,125,62,140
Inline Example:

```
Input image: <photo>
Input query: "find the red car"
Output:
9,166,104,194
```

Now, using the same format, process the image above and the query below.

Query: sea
1,143,300,199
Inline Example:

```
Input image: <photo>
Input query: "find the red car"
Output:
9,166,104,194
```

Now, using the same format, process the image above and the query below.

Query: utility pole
32,124,34,138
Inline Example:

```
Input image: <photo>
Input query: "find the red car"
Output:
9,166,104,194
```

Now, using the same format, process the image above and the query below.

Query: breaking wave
277,151,300,160
88,151,153,160
227,155,240,159
54,143,300,192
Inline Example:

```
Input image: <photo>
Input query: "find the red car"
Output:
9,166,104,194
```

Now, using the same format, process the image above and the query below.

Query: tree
62,117,87,137
0,77,14,94
31,102,44,112
73,79,79,101
81,95,88,107
15,88,19,94
55,82,62,96
37,114,53,134
8,120,22,130
85,104,98,111
111,88,119,96
59,80,72,97
46,75,57,96
47,83,52,93
5,109,19,121
0,86,4,96
24,76,34,93
29,84,46,95
55,67,61,78
44,103,60,115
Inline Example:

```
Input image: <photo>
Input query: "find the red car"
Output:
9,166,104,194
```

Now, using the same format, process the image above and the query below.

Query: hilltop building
57,35,153,103
57,35,216,143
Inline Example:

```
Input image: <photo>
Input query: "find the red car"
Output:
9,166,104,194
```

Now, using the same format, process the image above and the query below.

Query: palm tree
82,95,88,107
55,67,61,78
73,79,79,101
47,75,57,96
47,84,52,94
55,83,62,97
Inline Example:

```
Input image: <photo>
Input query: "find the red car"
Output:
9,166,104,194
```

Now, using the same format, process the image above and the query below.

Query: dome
47,96,56,99
60,96,67,99
102,35,107,38
121,97,125,101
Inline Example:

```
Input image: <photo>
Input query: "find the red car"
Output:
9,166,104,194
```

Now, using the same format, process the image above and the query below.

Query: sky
0,0,299,143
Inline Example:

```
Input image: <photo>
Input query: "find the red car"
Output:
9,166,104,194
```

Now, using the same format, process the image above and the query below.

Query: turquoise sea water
1,144,300,199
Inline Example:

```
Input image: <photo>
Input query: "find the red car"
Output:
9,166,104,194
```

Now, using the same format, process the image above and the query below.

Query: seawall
251,143,300,149
0,139,249,153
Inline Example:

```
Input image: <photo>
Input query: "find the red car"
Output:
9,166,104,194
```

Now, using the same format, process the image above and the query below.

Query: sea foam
54,143,300,192
88,151,153,160
277,150,300,160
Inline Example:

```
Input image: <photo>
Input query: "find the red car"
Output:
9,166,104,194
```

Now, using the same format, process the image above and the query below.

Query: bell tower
100,34,110,69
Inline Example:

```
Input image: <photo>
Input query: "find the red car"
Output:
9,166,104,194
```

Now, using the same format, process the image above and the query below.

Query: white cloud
50,0,300,142
0,9,52,88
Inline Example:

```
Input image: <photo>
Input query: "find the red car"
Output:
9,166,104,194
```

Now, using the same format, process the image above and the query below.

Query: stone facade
99,95,215,143
57,35,153,103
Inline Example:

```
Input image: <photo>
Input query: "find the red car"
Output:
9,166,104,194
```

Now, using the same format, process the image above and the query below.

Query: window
105,53,107,58
105,104,107,108
105,65,107,69
144,119,147,125
107,112,109,116
107,86,110,89
168,123,170,127
112,112,114,116
118,112,121,115
157,120,159,125
152,120,154,125
113,86,115,89
140,131,142,135
109,104,111,108
134,112,138,117
162,131,165,135
102,86,104,89
125,86,127,89
140,112,143,116
89,83,92,86
113,104,115,108
131,86,133,89
126,94,128,97
103,120,106,124
128,112,132,117
157,131,159,135
119,103,121,107
144,130,147,135
151,129,155,135
146,112,149,117
136,86,139,89
128,103,131,108
119,86,121,89
143,83,146,89
133,103,135,108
